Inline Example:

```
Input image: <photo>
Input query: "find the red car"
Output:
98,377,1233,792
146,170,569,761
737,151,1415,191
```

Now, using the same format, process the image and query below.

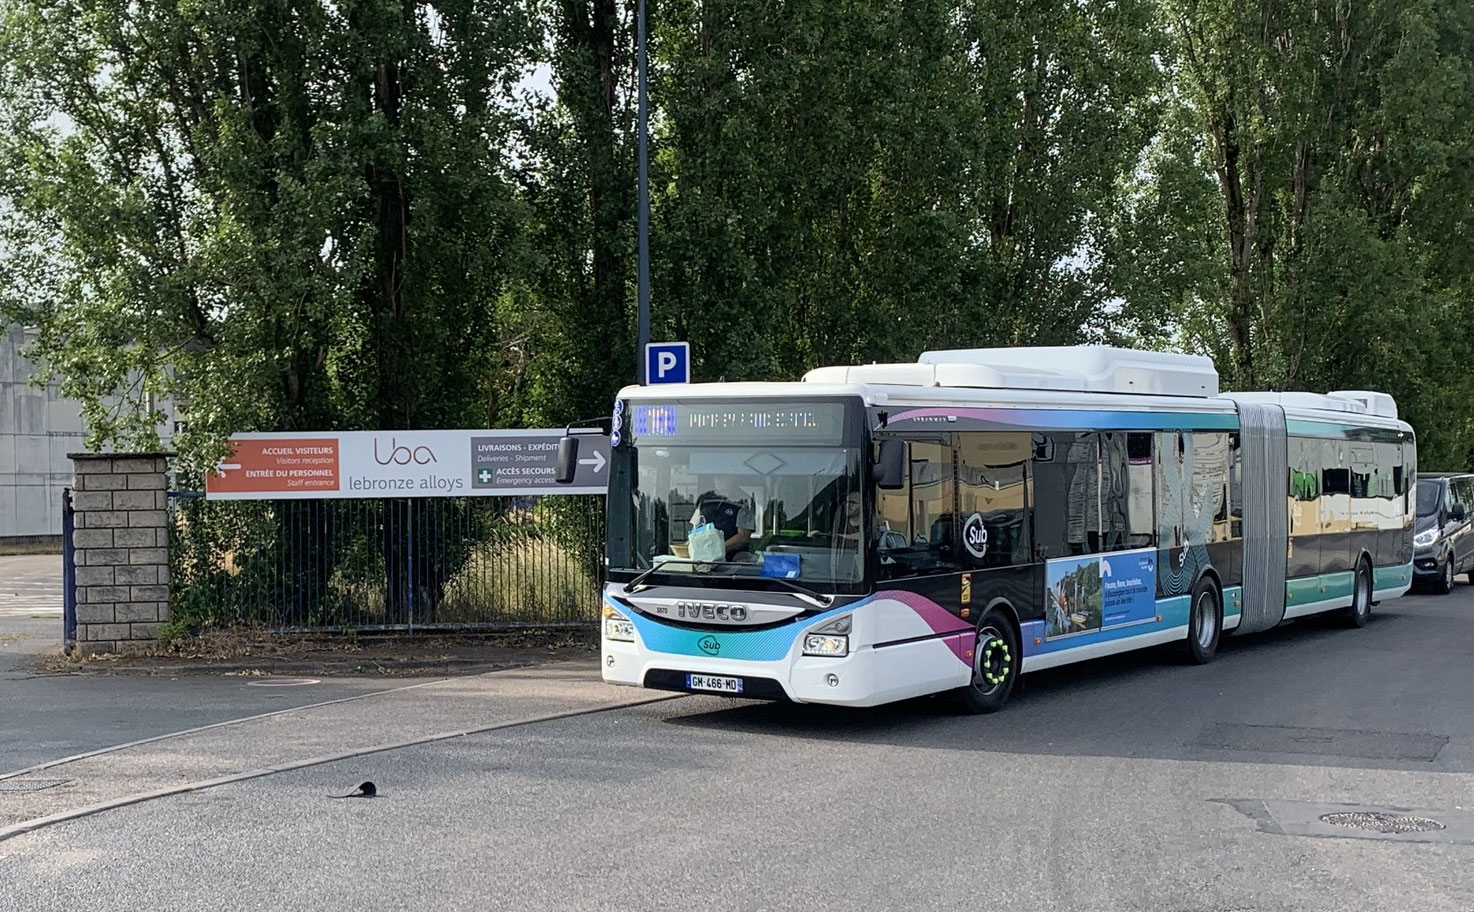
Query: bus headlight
602,605,636,642
1414,528,1439,548
803,615,851,657
803,634,848,657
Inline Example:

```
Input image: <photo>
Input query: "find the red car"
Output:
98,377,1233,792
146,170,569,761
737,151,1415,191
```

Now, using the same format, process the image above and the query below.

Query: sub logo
963,513,989,559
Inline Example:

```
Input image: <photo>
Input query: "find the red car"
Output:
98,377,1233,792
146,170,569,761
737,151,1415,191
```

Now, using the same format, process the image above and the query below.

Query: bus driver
691,475,755,560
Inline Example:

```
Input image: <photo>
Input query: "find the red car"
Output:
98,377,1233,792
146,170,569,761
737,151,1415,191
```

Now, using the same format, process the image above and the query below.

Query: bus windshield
607,399,866,587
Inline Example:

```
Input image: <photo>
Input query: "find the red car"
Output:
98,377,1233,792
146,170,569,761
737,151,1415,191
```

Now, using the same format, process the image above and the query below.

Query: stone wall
67,453,172,655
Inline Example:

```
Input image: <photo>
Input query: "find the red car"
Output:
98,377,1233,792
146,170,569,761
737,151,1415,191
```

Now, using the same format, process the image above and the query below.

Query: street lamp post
635,0,651,384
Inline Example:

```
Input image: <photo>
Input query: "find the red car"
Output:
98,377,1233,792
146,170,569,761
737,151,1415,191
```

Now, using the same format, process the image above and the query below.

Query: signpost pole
636,0,651,385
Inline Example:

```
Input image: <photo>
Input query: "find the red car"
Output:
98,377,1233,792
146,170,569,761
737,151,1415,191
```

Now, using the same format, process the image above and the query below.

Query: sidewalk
0,552,649,839
0,660,667,841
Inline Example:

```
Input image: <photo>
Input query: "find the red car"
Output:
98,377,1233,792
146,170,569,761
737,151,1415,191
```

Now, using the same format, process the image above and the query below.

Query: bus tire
1343,559,1373,628
950,607,1020,715
1181,578,1221,665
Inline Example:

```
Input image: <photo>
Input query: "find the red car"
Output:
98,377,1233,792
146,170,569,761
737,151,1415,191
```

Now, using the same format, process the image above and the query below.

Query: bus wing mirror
556,436,579,484
874,439,906,490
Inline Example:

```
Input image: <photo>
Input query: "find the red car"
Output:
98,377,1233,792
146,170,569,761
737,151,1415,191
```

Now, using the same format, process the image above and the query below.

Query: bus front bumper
601,635,889,707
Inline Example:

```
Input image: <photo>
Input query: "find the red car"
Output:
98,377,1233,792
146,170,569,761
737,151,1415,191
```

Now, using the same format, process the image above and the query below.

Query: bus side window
956,432,1031,568
1101,431,1155,552
1032,432,1097,559
1155,431,1185,550
1194,431,1232,543
1229,432,1243,539
875,437,959,579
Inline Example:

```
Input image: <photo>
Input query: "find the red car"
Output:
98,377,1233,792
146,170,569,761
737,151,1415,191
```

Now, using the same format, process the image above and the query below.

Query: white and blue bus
561,347,1415,712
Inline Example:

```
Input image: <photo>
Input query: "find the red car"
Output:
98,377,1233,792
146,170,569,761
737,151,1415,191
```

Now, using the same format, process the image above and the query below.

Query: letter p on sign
645,342,691,385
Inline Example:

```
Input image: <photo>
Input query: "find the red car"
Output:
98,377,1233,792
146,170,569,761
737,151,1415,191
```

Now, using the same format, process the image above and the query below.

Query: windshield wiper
625,560,834,608
748,575,834,609
624,557,721,593
624,560,667,593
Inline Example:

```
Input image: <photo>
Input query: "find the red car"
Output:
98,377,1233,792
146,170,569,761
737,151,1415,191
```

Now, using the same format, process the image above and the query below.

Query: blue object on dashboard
760,553,801,578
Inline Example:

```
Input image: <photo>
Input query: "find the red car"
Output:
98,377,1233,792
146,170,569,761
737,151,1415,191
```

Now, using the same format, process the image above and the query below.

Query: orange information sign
206,438,341,497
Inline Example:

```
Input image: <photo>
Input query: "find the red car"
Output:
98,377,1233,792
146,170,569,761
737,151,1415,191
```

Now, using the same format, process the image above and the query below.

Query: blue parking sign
645,342,690,384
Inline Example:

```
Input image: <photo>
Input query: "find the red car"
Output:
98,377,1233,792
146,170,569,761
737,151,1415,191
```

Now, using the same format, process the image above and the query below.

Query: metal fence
168,493,606,632
62,488,76,647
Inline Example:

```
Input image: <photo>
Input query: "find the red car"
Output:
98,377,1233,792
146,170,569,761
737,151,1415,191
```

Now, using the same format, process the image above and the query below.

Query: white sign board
206,430,609,500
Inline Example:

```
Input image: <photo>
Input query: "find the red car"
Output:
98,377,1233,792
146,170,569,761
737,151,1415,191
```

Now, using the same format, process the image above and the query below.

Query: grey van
1414,473,1474,593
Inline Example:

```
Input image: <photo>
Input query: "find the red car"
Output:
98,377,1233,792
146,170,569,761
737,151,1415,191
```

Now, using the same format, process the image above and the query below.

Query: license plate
686,673,743,694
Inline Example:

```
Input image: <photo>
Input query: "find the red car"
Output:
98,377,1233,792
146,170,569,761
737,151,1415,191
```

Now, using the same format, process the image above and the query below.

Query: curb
35,652,602,678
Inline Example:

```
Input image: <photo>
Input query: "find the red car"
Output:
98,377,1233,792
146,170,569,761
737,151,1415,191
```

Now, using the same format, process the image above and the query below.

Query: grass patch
436,535,598,624
45,626,598,675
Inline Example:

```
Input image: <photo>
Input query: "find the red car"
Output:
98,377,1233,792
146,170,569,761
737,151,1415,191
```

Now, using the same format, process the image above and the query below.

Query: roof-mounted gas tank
1223,389,1400,420
804,345,1219,397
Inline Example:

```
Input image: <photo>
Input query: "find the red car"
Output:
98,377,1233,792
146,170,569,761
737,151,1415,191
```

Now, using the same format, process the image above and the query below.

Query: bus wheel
1344,559,1373,628
1181,579,1221,665
951,608,1020,715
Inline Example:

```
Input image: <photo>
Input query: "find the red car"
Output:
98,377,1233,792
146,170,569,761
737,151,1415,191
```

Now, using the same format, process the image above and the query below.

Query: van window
1456,477,1474,510
1416,480,1443,517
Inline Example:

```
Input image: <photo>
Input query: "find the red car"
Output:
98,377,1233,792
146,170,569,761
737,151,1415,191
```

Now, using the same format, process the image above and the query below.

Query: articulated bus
562,347,1415,712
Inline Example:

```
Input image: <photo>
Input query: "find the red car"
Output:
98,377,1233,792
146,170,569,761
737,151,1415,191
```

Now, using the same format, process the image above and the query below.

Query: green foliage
2,0,1472,473
650,0,1164,379
1108,0,1474,465
0,0,538,469
169,494,603,628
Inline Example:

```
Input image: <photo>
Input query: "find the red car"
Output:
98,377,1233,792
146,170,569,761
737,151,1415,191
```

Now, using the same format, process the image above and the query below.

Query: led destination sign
629,402,849,444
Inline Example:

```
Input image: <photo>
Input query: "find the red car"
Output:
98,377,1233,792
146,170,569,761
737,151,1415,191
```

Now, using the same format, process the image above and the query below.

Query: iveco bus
558,347,1415,712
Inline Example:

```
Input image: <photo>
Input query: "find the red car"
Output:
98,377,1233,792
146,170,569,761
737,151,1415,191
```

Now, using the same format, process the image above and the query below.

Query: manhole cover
0,779,70,793
1320,812,1445,834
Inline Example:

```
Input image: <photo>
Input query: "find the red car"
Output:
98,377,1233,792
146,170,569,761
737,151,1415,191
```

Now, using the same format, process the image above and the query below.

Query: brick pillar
66,453,173,655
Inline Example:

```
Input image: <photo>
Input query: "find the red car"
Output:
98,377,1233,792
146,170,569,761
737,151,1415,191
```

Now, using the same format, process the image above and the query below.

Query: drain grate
1320,812,1445,834
0,779,70,793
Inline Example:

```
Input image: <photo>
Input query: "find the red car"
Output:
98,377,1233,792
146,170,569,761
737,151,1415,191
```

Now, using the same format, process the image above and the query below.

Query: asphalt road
0,554,62,620
3,585,1473,911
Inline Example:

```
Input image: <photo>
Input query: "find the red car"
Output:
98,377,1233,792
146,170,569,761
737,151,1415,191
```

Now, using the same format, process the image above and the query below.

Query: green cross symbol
477,469,493,484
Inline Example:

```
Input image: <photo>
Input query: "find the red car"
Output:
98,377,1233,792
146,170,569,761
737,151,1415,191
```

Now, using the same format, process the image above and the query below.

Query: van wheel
1434,557,1454,594
1181,578,1221,665
1343,559,1372,628
950,607,1020,714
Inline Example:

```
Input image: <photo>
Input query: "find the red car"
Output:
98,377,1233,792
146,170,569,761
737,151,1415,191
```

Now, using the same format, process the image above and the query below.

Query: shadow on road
661,602,1468,773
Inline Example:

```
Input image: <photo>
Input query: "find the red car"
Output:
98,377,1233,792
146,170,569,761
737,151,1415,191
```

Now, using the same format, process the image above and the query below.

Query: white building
1,324,88,543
